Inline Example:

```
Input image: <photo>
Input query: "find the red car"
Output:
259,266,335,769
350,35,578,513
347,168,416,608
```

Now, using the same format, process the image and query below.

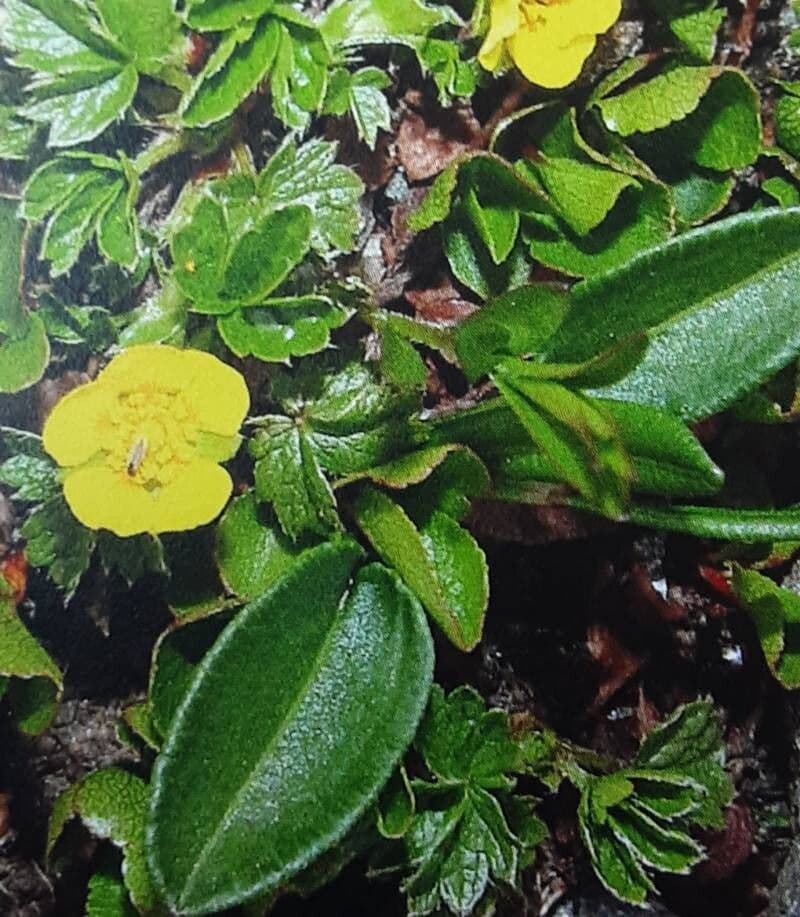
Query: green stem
132,131,192,177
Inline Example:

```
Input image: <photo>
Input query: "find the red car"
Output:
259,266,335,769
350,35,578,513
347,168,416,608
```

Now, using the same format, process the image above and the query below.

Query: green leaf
248,357,420,539
149,612,232,739
147,542,434,914
525,156,640,238
22,496,96,598
269,13,330,132
186,0,276,32
85,867,137,917
776,90,800,160
493,371,633,518
217,294,353,362
665,3,725,62
416,686,520,790
215,492,309,600
97,533,166,585
119,277,187,347
250,417,341,541
634,700,732,830
257,139,365,255
322,0,459,50
0,198,50,393
624,503,800,542
0,594,62,735
181,16,281,127
94,0,186,86
49,768,158,914
0,450,59,503
219,205,312,304
526,179,674,280
24,153,141,274
348,67,392,149
578,793,653,906
402,785,528,917
0,104,39,160
4,0,137,147
351,484,487,651
597,66,718,136
546,208,800,421
731,566,800,689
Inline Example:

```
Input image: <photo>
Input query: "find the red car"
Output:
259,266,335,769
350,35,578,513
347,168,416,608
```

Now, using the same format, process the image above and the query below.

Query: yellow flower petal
535,0,621,46
511,27,597,89
101,345,250,436
42,381,116,467
64,460,233,536
478,0,521,72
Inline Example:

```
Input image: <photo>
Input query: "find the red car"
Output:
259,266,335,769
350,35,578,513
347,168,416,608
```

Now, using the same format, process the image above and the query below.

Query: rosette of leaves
22,152,143,276
0,199,50,395
180,0,331,130
575,701,732,905
2,0,186,148
374,686,547,917
168,139,363,359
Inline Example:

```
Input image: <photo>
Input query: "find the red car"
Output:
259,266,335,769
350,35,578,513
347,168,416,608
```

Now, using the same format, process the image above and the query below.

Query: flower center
109,387,198,489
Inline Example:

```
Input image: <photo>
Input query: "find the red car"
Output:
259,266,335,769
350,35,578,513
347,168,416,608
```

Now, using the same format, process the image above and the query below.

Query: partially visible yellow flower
43,345,250,537
478,0,622,89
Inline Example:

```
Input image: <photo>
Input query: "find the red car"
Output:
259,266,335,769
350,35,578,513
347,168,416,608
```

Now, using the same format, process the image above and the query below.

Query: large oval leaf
546,208,800,420
146,540,434,914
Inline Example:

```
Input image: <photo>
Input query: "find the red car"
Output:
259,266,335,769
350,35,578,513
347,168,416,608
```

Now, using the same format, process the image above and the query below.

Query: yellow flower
478,0,622,89
43,345,250,537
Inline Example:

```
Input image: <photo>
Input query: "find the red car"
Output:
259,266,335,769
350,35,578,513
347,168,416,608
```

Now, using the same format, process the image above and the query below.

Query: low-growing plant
2,1,800,914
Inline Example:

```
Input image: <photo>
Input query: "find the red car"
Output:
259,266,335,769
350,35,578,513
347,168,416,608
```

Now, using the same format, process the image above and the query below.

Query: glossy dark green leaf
257,139,364,254
4,0,137,147
352,484,487,651
147,542,434,914
215,492,309,600
217,294,352,362
220,205,312,304
21,496,96,598
546,208,800,420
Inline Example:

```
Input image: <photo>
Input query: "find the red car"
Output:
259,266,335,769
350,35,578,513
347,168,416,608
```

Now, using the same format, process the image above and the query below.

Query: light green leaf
0,595,62,735
731,566,800,689
147,542,434,914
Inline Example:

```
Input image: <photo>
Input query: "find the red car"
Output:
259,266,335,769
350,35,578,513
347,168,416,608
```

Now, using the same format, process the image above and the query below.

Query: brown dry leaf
397,93,482,182
695,803,755,883
586,623,643,713
405,280,478,325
